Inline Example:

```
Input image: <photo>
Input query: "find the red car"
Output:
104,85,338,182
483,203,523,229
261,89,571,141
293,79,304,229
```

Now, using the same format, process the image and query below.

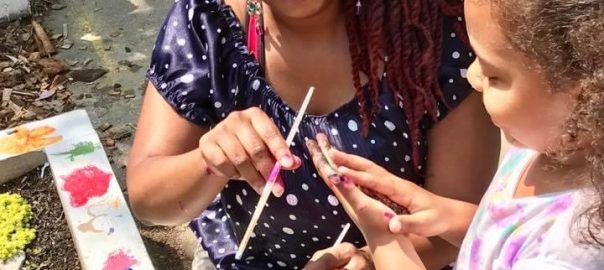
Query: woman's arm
127,83,226,226
413,91,500,268
128,83,299,226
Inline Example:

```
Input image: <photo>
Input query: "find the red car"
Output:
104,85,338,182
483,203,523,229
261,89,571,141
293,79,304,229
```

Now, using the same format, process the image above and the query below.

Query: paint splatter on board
52,141,101,161
102,249,138,270
77,205,107,233
0,126,62,154
61,165,111,207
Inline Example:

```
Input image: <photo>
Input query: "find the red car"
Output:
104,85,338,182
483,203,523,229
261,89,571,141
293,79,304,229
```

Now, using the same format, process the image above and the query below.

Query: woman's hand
198,107,301,197
304,243,374,270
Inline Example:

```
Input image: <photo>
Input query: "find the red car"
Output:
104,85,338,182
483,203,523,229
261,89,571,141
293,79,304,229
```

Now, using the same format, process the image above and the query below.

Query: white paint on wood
0,252,24,270
0,110,154,270
0,151,46,185
0,0,30,22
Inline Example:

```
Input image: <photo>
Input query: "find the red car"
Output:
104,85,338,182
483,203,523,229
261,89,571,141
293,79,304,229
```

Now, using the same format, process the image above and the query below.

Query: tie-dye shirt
455,147,604,270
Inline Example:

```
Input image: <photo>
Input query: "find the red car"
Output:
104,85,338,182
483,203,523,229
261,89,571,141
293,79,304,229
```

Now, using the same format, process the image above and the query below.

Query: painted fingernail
273,184,284,198
328,174,342,185
273,175,285,197
293,156,303,167
384,212,395,221
280,154,294,167
389,219,402,233
340,175,354,187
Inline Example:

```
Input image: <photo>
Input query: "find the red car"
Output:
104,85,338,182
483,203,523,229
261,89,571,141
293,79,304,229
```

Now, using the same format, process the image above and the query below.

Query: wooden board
0,110,154,270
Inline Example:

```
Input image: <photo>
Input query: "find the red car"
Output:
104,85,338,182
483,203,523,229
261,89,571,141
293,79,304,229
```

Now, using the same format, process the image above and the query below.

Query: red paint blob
102,249,138,270
61,165,111,207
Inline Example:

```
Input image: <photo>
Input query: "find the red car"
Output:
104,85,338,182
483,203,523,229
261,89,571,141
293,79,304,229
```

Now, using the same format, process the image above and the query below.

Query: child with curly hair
306,0,604,269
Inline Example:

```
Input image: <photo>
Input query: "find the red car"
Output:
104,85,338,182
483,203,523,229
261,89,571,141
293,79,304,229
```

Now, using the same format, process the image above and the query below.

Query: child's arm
127,83,299,225
368,233,425,270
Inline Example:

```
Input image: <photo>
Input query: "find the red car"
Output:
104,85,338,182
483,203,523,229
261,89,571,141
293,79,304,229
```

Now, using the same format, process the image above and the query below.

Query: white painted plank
0,110,154,270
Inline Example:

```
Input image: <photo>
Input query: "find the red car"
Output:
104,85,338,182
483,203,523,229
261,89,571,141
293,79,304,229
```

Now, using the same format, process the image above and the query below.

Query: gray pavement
43,0,171,187
42,1,199,266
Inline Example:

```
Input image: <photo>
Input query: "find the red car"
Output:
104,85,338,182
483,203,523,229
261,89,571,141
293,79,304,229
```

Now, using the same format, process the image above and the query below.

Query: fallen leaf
37,89,56,100
35,58,69,76
80,33,102,42
69,68,108,83
51,4,66,10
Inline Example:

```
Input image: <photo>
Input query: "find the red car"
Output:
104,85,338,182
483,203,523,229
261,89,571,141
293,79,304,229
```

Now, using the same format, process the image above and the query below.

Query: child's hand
306,134,396,237
306,134,471,243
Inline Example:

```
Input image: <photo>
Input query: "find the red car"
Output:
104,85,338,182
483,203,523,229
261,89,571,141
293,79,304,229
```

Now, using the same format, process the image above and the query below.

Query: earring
247,0,262,17
356,0,362,15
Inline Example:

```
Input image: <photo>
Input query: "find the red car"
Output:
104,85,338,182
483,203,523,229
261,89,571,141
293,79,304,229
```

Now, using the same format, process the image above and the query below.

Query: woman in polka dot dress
127,0,500,269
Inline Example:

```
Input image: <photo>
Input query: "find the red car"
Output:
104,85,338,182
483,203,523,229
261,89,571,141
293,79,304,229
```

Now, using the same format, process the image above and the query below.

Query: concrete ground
43,0,169,185
42,0,198,267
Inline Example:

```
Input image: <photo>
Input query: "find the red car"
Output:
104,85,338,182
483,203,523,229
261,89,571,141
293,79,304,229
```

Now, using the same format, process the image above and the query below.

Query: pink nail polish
328,174,342,185
273,175,285,197
280,154,294,167
340,176,354,187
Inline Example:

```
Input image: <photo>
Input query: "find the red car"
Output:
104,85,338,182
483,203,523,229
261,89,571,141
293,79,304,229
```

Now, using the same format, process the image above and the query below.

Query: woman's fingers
233,123,286,196
247,108,296,169
304,242,357,270
200,138,239,178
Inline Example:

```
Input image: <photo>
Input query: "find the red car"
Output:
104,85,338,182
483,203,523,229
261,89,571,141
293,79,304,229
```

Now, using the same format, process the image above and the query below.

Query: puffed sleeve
146,0,250,126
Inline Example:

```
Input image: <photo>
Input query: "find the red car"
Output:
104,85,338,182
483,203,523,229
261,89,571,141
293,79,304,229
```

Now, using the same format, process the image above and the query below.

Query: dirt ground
0,167,80,270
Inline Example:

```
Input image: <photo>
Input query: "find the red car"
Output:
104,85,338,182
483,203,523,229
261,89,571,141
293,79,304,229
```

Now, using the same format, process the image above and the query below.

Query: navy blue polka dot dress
147,0,474,269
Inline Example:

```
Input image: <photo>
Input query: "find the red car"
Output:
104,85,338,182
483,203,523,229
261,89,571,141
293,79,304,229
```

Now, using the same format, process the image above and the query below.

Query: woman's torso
146,0,474,268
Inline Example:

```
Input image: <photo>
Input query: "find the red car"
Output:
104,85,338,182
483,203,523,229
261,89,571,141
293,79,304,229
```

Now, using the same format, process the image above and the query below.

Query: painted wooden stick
332,223,351,248
235,86,315,260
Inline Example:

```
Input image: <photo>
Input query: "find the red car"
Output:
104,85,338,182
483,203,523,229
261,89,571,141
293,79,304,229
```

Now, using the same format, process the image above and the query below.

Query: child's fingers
305,139,339,182
328,148,374,172
336,177,382,216
338,166,396,197
388,212,444,237
339,165,418,209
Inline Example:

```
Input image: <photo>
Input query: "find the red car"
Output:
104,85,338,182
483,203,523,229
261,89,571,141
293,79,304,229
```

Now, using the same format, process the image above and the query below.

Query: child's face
464,0,576,152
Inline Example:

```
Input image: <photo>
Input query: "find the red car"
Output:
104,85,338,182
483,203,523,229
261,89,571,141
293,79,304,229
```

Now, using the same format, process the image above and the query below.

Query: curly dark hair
344,0,467,169
492,0,604,246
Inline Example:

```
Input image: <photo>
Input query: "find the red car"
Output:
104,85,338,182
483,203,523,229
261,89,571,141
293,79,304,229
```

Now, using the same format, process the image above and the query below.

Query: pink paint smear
61,165,111,207
103,249,138,270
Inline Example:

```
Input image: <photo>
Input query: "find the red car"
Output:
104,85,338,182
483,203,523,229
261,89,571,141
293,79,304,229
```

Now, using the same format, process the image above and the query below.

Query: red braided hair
344,0,468,171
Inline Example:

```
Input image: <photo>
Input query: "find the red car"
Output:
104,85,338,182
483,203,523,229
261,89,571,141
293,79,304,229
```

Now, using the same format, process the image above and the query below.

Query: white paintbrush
332,223,351,248
235,86,315,260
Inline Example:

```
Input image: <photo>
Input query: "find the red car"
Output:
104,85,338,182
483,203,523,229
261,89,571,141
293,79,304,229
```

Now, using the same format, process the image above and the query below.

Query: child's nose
466,60,483,93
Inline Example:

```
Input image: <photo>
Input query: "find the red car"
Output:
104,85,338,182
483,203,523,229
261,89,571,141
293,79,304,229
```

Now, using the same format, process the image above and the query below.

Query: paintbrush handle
235,162,281,259
235,86,314,260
